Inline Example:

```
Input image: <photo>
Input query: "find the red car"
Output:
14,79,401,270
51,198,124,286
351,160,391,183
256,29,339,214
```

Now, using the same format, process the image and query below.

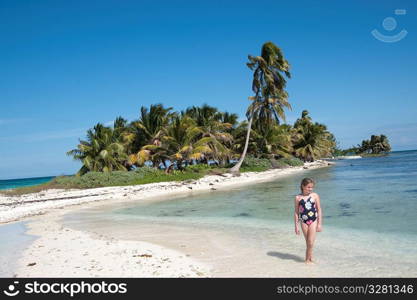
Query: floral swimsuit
298,195,317,226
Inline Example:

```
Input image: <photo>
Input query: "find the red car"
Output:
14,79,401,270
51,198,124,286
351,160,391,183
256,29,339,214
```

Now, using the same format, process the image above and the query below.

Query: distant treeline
66,105,337,175
334,134,391,156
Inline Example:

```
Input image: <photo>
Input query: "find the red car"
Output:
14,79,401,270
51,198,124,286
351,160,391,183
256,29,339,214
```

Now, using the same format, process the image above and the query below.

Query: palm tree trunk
229,115,253,173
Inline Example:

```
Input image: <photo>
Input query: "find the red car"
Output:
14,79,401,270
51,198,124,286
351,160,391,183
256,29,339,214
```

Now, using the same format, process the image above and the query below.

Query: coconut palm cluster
67,42,337,176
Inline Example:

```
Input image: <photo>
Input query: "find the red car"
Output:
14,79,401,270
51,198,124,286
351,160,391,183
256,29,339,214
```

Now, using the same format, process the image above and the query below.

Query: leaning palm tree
232,120,259,158
67,123,129,176
230,41,292,173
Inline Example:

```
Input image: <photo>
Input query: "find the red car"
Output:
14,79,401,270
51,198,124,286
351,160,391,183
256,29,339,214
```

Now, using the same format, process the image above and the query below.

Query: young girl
294,177,322,264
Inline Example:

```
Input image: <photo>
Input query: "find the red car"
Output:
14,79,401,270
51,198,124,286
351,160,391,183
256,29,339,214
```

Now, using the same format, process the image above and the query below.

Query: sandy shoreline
0,160,331,224
1,160,332,277
14,210,211,277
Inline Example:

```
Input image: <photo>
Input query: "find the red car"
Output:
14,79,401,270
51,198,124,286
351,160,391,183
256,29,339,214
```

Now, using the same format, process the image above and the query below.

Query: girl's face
302,183,314,194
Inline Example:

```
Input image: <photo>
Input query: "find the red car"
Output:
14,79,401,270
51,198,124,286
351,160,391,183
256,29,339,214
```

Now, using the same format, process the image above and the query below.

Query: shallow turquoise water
3,150,416,276
61,151,417,276
0,176,55,191
109,150,417,235
0,222,37,277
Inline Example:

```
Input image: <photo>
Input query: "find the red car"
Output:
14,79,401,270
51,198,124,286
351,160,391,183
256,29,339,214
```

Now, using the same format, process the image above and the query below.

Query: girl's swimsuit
298,195,317,226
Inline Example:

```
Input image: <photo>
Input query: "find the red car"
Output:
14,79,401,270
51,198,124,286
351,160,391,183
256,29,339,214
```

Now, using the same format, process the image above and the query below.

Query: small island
3,42,338,196
332,134,391,159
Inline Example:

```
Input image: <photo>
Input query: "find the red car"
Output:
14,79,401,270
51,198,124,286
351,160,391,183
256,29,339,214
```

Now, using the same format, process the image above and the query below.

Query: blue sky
0,0,416,180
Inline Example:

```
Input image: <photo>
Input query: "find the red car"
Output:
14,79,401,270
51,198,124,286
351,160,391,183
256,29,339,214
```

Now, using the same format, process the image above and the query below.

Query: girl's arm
315,193,322,232
294,196,300,235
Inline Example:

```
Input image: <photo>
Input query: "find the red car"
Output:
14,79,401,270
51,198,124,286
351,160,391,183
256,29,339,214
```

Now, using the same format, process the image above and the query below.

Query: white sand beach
14,211,211,277
0,160,332,277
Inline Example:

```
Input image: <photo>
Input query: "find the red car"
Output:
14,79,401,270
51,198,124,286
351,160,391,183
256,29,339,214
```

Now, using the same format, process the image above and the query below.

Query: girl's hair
300,177,315,193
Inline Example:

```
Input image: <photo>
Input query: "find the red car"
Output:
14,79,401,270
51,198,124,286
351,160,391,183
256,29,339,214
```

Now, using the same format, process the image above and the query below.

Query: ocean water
62,150,417,276
65,150,417,233
0,222,37,277
0,176,55,191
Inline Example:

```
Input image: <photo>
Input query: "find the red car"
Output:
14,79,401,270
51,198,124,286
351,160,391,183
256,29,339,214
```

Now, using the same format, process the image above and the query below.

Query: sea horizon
1,149,416,190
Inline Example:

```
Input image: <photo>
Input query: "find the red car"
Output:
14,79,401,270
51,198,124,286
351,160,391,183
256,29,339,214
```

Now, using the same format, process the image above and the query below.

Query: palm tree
135,142,170,169
162,115,205,169
239,121,294,159
232,120,259,158
112,116,136,170
292,111,335,161
230,41,292,173
67,123,128,176
357,134,391,154
293,110,312,128
370,134,391,153
379,134,391,153
129,104,175,168
185,104,221,127
262,124,294,158
184,104,234,165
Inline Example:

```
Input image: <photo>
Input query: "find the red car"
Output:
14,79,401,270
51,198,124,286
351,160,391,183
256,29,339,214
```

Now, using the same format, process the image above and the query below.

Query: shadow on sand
267,251,304,263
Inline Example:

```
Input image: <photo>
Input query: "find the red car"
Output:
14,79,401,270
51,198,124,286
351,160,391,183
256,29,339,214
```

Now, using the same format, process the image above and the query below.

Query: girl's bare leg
300,222,309,262
306,220,318,263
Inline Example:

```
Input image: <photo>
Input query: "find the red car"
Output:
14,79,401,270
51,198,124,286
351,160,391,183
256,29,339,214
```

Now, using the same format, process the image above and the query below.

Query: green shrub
53,171,135,188
133,166,162,177
186,164,213,172
5,157,306,195
131,169,203,185
270,159,289,169
242,155,271,168
51,167,205,189
277,157,304,167
240,155,271,172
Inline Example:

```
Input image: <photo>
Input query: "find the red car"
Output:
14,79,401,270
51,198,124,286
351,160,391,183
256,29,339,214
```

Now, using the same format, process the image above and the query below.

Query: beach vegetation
356,135,391,154
336,134,391,156
292,110,336,162
230,41,292,173
63,41,339,186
